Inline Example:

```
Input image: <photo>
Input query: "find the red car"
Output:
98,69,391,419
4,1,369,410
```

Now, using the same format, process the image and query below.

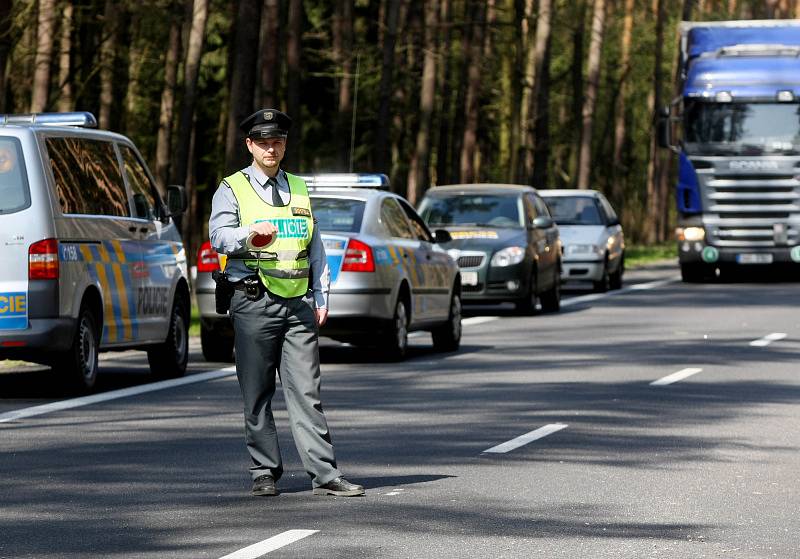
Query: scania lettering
659,20,800,282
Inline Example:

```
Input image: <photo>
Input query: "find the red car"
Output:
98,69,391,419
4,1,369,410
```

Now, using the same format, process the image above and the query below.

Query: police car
194,173,462,361
0,112,190,390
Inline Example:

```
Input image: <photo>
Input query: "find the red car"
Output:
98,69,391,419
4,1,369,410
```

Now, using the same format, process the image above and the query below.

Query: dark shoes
252,474,278,496
312,477,365,497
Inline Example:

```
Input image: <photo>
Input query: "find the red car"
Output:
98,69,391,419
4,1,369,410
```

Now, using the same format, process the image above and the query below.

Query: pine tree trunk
173,0,208,186
645,0,665,243
526,0,553,185
374,0,401,174
506,0,525,182
333,0,354,170
459,0,486,183
155,21,181,190
98,0,120,130
611,0,634,207
31,0,56,112
407,0,438,204
576,0,606,190
568,1,586,185
56,3,73,112
517,0,535,182
224,0,262,173
532,0,553,188
0,0,12,113
285,0,302,170
435,0,453,185
258,0,280,109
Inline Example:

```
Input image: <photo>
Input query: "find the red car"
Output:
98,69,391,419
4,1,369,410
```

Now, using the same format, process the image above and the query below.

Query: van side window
0,137,30,214
47,137,129,217
120,145,160,220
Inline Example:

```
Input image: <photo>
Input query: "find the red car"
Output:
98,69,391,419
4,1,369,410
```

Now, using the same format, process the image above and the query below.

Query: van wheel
148,298,189,378
381,298,408,361
201,324,234,363
61,304,100,392
540,268,561,313
432,292,462,352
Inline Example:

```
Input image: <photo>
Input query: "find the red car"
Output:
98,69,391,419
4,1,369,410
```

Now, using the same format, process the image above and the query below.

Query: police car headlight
565,243,602,256
490,246,525,267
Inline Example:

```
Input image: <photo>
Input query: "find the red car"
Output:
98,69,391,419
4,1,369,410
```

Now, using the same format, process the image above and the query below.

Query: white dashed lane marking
749,333,787,347
482,423,568,454
650,368,703,386
0,367,237,424
385,488,405,496
218,530,318,559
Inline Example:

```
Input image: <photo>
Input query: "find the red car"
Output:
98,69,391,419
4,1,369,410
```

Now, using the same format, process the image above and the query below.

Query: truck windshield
684,102,800,155
419,194,523,228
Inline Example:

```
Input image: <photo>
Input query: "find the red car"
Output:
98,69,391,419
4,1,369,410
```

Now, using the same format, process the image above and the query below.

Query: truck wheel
148,297,189,378
201,323,235,363
540,268,561,313
61,304,100,392
432,292,462,352
381,298,408,361
681,263,708,283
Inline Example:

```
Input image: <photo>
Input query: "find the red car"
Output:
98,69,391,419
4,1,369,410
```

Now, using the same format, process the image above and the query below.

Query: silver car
540,189,625,292
194,173,462,361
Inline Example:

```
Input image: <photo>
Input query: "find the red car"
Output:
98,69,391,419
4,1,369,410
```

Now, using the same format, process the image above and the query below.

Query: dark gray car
418,184,561,314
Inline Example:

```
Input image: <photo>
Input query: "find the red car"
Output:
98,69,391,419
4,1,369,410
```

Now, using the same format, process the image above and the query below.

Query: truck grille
703,167,800,248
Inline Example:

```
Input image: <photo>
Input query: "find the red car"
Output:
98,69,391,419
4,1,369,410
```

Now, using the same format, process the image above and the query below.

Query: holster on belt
211,270,234,314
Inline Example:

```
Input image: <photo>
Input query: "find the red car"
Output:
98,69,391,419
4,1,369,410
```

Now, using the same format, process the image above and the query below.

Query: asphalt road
1,263,799,558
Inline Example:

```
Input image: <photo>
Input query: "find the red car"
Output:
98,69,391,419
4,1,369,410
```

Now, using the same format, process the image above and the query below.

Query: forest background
1,0,798,263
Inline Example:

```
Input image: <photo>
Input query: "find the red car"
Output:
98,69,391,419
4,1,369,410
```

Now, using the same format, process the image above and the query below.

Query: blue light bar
299,173,390,189
0,112,98,128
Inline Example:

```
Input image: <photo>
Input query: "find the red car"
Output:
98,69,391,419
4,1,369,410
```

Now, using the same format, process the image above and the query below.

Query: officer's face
246,137,286,172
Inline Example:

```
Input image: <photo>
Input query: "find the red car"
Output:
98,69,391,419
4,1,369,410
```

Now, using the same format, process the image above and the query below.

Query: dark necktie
267,177,283,206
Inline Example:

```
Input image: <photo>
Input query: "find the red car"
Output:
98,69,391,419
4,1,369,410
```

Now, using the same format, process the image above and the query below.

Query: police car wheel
201,324,234,363
147,298,189,378
382,299,408,361
62,305,100,391
432,292,461,352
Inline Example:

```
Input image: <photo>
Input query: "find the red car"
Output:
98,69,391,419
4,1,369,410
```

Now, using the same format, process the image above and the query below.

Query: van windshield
0,138,30,214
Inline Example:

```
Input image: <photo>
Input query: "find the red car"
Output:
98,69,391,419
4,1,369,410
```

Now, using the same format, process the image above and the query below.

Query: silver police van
0,112,190,390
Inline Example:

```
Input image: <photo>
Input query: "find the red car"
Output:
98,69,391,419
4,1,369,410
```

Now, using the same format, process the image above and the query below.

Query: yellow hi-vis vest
225,171,313,298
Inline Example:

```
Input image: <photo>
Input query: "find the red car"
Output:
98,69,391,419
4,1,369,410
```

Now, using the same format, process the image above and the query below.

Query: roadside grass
190,302,201,337
626,243,677,269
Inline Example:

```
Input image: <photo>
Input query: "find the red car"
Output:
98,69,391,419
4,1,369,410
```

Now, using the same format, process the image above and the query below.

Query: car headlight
675,226,705,242
490,246,525,267
565,243,603,256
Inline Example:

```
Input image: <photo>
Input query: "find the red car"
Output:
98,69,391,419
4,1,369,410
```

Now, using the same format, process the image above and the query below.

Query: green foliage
625,243,678,268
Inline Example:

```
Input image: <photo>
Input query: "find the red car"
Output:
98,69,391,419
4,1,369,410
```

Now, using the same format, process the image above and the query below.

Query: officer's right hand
250,221,279,238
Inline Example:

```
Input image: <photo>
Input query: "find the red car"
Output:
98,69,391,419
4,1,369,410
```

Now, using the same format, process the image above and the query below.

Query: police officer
209,109,364,497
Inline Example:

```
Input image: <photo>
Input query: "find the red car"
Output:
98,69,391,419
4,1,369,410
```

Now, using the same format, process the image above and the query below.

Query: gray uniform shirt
209,165,330,309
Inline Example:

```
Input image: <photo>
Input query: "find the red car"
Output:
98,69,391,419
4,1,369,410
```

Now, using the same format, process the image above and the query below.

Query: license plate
461,271,478,286
736,253,773,264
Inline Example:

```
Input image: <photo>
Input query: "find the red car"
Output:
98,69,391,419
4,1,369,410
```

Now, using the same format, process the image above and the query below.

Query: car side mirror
433,229,452,243
167,185,188,216
532,216,554,229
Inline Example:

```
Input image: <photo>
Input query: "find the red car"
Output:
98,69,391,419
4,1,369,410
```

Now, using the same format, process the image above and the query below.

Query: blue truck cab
661,20,800,281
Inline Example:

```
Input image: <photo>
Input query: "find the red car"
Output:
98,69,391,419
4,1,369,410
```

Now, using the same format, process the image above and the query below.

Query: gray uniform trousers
229,287,341,487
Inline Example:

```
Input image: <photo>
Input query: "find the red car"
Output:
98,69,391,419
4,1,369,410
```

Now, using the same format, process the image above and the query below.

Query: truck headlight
676,226,705,242
490,246,525,267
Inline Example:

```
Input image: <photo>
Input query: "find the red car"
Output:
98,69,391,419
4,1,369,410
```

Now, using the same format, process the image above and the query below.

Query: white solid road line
218,530,318,559
650,367,703,386
462,316,500,326
560,277,679,308
749,332,787,347
483,423,568,454
0,366,237,424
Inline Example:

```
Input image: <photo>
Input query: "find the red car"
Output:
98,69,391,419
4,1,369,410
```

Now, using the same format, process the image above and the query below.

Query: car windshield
543,196,603,225
0,137,30,215
684,101,800,155
419,194,522,228
311,196,365,233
